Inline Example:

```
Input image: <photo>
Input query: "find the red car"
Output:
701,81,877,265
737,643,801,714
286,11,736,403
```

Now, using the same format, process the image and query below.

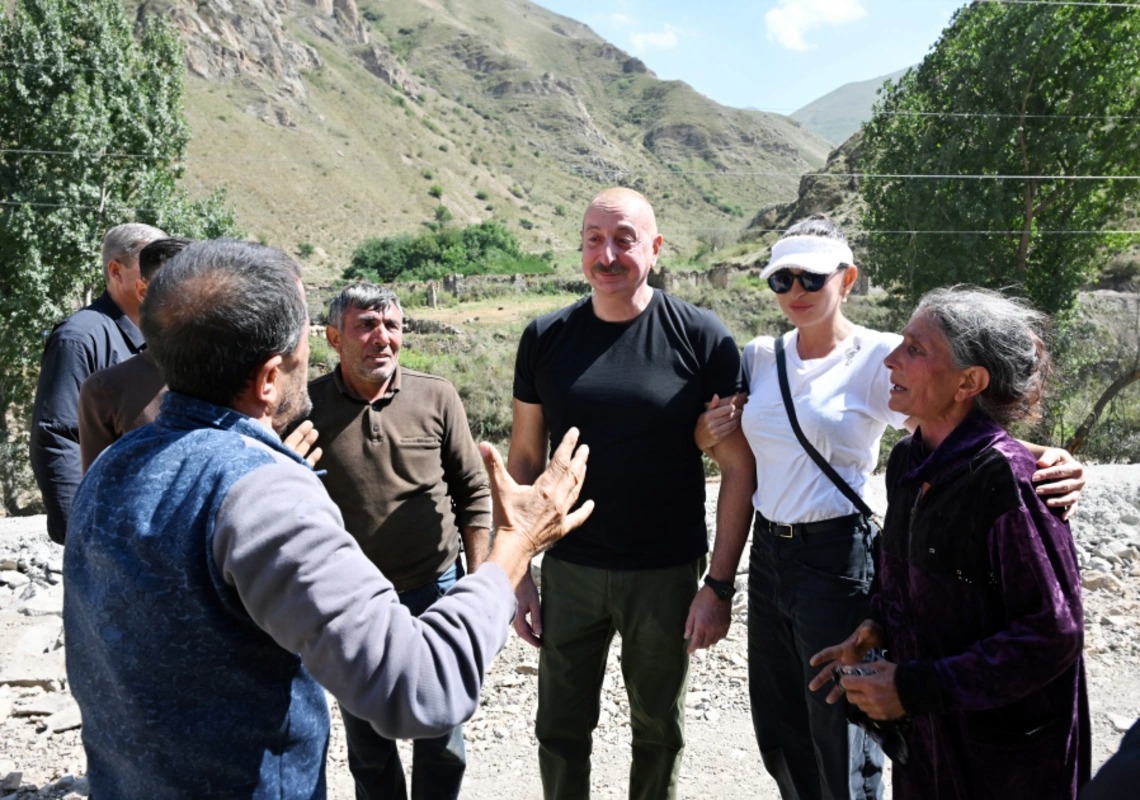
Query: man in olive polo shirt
306,282,490,800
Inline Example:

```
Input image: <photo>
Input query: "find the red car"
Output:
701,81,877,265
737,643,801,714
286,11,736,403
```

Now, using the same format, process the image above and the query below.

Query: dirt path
407,295,575,328
3,466,1138,798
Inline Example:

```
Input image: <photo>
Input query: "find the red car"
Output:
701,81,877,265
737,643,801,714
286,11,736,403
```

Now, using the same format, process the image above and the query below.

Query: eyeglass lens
768,270,829,294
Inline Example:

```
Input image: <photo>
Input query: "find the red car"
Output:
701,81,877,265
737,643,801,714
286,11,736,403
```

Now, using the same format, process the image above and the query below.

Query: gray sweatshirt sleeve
211,459,515,738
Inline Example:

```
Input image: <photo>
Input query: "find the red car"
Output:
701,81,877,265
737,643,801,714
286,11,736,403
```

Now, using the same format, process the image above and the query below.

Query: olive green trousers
536,555,705,800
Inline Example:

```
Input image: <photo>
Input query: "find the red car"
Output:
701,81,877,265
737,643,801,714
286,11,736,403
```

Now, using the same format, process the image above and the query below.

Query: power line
3,199,1137,238
4,147,1137,181
8,146,1137,170
566,169,1140,181
746,228,1140,236
0,147,164,160
0,61,111,74
975,0,1140,7
867,109,1140,121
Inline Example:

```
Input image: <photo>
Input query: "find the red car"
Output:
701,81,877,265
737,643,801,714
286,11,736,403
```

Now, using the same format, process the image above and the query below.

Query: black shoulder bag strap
774,334,875,518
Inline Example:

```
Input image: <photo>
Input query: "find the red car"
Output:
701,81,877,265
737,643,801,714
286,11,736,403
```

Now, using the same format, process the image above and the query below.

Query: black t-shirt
513,290,743,569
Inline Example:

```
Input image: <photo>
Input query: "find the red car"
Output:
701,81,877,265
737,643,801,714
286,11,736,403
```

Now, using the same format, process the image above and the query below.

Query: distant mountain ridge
134,0,834,274
791,67,911,145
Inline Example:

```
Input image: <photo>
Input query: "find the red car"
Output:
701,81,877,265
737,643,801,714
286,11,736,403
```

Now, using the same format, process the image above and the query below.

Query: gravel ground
1,464,1138,799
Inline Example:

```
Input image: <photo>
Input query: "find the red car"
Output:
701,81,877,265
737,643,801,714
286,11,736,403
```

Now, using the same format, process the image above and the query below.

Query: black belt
755,512,863,539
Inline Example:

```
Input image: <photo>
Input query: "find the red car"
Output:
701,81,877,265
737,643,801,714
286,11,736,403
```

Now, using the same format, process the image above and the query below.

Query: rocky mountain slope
133,0,831,275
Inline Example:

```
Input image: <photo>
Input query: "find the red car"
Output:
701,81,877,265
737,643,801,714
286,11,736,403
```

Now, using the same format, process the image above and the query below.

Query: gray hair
141,239,306,407
914,287,1051,427
327,283,401,330
101,223,168,276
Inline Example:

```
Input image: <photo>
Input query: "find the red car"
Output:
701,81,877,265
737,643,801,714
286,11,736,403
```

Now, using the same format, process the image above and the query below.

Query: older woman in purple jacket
810,287,1088,799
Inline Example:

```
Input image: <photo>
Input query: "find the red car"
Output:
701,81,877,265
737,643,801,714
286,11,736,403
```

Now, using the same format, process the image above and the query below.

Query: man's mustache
591,262,626,275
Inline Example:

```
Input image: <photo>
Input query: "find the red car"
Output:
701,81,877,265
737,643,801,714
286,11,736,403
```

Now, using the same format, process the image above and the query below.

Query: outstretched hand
480,427,594,586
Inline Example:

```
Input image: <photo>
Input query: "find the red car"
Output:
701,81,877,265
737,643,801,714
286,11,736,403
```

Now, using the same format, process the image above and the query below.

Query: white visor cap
759,235,855,280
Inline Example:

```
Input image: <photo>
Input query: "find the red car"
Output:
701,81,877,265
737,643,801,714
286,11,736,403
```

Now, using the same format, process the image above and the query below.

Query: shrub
345,220,554,282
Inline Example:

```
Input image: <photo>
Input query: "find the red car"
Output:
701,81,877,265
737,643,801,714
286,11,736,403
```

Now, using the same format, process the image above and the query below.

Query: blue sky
533,0,968,113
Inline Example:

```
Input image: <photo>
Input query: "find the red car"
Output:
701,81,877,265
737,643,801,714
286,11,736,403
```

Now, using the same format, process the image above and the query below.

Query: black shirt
513,290,742,569
30,291,144,543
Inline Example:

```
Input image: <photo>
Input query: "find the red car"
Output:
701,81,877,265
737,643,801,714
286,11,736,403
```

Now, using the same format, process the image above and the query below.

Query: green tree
0,0,240,512
860,1,1140,318
345,220,547,283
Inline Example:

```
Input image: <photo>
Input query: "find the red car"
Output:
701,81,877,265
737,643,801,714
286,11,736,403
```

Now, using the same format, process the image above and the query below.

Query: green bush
345,220,555,282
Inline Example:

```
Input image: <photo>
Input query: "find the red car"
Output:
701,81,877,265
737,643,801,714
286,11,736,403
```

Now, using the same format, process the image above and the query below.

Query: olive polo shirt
306,365,491,592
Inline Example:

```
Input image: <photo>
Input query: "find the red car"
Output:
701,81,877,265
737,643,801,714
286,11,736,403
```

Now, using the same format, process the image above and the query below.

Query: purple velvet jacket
872,411,1089,799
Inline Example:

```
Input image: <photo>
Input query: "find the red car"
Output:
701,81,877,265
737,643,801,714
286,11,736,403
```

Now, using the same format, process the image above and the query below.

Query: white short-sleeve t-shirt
741,326,908,524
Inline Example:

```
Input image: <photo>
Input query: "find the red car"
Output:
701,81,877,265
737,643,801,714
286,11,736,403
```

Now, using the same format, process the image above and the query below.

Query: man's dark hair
139,237,192,282
141,239,306,407
327,282,401,330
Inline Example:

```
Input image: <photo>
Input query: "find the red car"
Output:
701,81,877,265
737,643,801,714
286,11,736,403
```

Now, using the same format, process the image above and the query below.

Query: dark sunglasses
767,266,846,294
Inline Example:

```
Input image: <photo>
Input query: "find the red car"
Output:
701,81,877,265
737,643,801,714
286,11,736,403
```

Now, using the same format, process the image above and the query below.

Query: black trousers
747,513,884,800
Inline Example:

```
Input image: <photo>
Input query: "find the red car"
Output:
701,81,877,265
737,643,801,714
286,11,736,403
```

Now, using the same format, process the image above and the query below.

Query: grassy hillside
156,0,832,284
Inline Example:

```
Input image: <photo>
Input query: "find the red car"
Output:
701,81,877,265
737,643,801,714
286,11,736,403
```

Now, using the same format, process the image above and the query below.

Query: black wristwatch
703,574,736,601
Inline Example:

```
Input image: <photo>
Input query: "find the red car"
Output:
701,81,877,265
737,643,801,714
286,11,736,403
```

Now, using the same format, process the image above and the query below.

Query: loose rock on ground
2,464,1138,798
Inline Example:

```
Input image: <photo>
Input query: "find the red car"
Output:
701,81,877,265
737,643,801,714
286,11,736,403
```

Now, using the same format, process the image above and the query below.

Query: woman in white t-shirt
699,216,1085,800
707,215,902,800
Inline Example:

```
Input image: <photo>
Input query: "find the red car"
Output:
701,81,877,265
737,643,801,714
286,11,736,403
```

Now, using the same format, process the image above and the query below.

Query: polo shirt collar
332,363,402,403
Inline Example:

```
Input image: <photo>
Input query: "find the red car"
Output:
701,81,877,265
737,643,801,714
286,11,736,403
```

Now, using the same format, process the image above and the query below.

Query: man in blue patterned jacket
62,239,593,800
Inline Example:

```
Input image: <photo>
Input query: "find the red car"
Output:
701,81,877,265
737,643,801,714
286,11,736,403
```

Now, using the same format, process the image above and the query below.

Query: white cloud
606,13,637,27
765,0,867,52
630,27,680,54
